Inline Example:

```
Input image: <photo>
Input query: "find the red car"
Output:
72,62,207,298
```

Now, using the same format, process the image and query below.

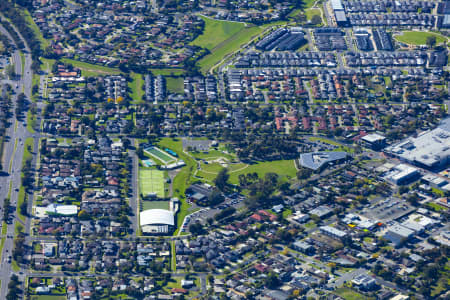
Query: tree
188,222,205,236
310,15,322,25
426,36,436,48
6,64,15,79
214,168,229,191
78,209,90,220
207,188,224,206
264,272,280,289
297,167,312,180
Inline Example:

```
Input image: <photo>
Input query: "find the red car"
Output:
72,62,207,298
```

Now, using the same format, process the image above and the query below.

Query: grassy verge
157,138,196,235
22,9,50,50
60,58,121,77
11,260,20,272
27,110,36,133
17,138,34,223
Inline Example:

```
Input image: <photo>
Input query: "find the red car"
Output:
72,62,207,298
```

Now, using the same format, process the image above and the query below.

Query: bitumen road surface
0,18,35,299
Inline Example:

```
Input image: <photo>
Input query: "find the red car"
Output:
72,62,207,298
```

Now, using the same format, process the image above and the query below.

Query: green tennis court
139,169,166,198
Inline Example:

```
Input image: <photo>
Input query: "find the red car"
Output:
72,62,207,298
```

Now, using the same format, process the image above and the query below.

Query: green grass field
305,8,322,22
29,296,67,300
166,77,184,94
228,160,297,184
334,288,371,300
191,16,246,50
395,31,447,46
129,72,144,102
192,16,265,73
139,169,166,198
142,200,169,211
189,149,235,160
61,58,121,77
149,68,185,76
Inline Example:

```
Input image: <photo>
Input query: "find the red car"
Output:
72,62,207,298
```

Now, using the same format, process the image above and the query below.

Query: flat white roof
362,133,386,143
140,209,174,226
45,204,78,216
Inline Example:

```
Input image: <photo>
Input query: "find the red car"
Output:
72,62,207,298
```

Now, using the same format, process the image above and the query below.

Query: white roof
362,133,385,143
140,209,174,226
46,204,78,216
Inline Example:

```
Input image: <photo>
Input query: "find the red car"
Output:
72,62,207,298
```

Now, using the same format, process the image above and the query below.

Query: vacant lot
191,16,245,50
192,16,264,73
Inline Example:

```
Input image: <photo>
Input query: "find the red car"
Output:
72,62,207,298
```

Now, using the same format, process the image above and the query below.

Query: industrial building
384,223,414,246
383,164,420,185
299,151,348,171
385,120,450,170
140,209,175,234
331,0,349,26
255,27,306,51
361,133,386,150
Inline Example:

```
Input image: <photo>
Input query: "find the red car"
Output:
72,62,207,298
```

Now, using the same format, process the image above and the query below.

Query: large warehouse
385,119,450,170
140,209,175,234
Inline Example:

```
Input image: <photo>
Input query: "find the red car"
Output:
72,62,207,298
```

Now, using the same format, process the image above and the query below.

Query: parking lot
363,197,414,222
180,194,245,233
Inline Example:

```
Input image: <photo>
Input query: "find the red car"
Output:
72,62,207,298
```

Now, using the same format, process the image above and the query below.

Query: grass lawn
395,31,447,46
22,9,50,50
228,160,297,184
29,296,67,300
11,259,20,272
139,169,166,198
200,162,225,173
17,138,34,223
157,138,196,235
61,58,121,77
129,72,144,103
189,149,235,161
166,77,184,94
334,287,366,300
305,8,322,22
142,201,169,211
193,16,265,73
27,110,37,133
149,68,185,76
427,202,446,212
1,222,6,235
191,16,246,50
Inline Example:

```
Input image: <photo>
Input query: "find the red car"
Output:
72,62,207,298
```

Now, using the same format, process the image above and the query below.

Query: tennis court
144,147,176,164
139,169,166,198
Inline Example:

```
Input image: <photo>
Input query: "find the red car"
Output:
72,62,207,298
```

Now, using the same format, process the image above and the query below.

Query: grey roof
385,120,450,168
299,151,347,170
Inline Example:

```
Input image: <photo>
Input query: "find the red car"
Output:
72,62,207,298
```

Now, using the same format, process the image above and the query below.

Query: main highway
0,18,35,299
